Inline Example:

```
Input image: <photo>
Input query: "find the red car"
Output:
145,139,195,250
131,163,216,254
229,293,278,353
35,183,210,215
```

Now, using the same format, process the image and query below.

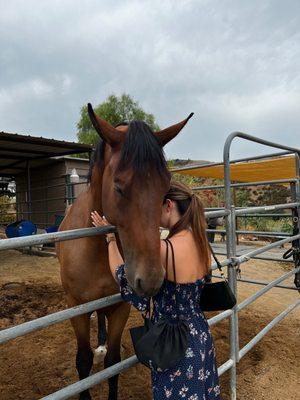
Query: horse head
88,103,193,296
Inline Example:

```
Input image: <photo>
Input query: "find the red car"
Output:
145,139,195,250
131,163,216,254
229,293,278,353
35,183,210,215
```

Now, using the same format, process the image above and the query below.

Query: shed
0,132,92,229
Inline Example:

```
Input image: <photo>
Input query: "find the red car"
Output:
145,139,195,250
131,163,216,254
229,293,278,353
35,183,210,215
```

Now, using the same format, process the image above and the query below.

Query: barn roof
0,131,92,177
172,154,297,183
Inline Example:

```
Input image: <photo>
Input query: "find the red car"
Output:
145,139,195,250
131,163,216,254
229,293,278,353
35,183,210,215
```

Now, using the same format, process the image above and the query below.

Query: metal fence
0,132,300,400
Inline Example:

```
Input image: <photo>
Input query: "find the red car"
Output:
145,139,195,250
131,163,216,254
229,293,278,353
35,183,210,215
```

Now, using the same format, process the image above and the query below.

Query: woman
91,181,221,399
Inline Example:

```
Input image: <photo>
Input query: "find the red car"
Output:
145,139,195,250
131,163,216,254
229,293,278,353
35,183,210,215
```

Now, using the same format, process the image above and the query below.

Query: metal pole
212,274,298,290
239,299,300,359
193,178,297,191
172,150,293,173
223,132,237,399
26,160,31,221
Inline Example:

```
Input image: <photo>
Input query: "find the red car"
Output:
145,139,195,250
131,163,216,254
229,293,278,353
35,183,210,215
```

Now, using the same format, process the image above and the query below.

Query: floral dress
116,264,221,400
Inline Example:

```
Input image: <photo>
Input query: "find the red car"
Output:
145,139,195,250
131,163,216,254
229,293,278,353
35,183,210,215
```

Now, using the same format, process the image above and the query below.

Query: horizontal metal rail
193,178,296,191
212,275,298,290
171,150,293,173
0,294,122,345
235,202,300,215
0,211,232,251
2,234,295,345
235,233,300,262
207,309,233,326
41,353,233,400
217,359,234,376
236,213,292,218
207,228,290,238
0,210,66,215
17,197,68,204
237,267,300,311
15,180,88,194
205,203,299,218
41,356,139,400
212,251,294,264
0,226,116,251
239,299,300,360
0,257,228,345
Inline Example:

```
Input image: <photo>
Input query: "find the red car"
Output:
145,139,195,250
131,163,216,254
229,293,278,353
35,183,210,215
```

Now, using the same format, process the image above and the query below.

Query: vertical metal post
45,178,49,227
65,174,71,208
292,154,300,289
294,153,300,233
223,139,237,400
26,160,31,221
233,188,239,245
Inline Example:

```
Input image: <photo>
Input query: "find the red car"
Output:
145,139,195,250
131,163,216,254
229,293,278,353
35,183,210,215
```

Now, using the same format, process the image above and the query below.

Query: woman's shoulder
167,229,194,247
162,230,206,283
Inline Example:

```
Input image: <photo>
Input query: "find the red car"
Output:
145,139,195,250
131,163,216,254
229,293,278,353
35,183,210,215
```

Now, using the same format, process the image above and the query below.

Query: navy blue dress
116,264,221,400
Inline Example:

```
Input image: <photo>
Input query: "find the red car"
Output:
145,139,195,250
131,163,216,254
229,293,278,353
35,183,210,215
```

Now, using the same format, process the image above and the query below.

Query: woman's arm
91,211,124,281
91,211,150,311
107,240,124,280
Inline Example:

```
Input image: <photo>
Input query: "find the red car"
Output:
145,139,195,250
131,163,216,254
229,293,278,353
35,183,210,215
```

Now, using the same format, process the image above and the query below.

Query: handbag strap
208,242,226,280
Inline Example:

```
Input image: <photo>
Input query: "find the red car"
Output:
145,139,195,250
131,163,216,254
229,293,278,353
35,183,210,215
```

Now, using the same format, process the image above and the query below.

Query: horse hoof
79,391,92,400
93,345,107,364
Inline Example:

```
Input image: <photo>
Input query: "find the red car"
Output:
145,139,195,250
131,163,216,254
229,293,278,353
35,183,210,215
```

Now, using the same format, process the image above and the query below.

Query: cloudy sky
1,0,299,162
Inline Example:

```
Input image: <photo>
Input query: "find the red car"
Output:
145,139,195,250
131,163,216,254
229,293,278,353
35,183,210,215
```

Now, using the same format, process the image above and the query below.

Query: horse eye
115,186,124,196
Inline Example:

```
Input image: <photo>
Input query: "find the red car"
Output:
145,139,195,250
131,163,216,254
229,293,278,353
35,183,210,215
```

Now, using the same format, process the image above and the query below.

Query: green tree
77,94,160,146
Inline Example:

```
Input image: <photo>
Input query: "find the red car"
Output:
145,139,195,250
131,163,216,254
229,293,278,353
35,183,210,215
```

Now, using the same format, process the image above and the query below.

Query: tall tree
77,94,160,146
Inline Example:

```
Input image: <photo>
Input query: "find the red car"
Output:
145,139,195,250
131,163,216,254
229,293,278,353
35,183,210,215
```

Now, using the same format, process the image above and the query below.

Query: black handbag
130,239,189,371
200,244,236,312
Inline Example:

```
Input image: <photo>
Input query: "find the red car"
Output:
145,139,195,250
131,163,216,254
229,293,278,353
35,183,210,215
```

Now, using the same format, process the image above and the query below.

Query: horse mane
87,139,105,182
88,120,170,181
117,120,170,177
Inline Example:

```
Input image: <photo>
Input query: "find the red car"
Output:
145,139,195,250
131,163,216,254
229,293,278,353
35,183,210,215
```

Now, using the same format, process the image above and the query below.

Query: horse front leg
93,312,107,365
294,271,300,292
105,303,130,400
71,312,94,400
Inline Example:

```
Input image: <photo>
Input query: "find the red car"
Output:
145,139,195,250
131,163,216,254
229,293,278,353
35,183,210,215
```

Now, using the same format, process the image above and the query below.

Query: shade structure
173,155,297,183
0,131,92,177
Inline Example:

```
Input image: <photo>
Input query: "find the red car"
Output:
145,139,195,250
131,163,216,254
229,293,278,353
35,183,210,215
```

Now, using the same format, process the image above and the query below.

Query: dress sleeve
115,264,150,312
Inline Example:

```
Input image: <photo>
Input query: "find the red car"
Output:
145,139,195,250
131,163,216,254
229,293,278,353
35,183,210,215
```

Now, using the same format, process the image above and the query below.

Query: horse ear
155,113,194,146
87,103,123,146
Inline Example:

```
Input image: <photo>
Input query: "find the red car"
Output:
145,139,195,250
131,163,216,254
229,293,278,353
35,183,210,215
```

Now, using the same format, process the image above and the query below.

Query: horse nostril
135,277,143,293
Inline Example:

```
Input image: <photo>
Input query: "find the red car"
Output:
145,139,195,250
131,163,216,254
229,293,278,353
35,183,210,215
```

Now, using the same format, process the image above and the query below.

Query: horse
56,103,193,400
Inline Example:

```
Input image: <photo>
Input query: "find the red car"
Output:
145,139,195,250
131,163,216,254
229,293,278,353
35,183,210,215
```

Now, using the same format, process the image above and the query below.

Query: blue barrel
45,225,58,233
6,221,21,238
6,220,37,238
18,220,37,237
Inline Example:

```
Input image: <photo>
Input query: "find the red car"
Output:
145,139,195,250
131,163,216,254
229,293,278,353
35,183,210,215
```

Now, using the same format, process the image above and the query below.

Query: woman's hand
91,211,115,242
91,211,109,228
91,212,123,277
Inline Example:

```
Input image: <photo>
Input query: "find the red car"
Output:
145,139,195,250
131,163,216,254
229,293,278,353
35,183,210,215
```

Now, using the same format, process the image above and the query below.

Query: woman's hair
164,181,211,274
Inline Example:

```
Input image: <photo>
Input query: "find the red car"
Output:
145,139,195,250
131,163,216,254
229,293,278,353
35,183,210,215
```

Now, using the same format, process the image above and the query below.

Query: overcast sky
0,0,299,162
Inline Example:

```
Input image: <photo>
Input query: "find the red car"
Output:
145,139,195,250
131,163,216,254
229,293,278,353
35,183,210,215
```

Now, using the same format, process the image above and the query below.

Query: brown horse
56,104,193,400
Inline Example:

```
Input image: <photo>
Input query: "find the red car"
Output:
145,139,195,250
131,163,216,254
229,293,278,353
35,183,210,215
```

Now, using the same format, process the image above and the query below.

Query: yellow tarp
174,155,297,183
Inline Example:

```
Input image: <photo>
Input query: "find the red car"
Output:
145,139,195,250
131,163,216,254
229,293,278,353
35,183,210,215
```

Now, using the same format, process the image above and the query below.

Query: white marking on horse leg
93,345,107,364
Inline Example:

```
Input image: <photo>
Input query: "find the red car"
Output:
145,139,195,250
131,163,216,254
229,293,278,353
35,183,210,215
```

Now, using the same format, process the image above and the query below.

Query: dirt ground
0,248,299,400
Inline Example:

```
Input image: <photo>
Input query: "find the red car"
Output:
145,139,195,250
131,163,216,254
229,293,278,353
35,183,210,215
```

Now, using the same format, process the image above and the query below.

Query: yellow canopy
174,155,297,183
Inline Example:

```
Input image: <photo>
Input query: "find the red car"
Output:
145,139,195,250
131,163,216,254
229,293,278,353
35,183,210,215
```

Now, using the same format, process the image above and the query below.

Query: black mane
87,138,105,182
88,120,170,181
117,120,169,177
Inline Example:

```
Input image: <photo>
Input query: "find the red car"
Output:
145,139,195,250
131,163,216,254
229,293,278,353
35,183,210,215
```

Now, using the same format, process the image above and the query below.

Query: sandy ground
0,249,299,400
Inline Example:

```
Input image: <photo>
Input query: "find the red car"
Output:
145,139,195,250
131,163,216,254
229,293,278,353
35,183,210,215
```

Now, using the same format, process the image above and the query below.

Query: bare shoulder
168,230,194,247
164,230,206,283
